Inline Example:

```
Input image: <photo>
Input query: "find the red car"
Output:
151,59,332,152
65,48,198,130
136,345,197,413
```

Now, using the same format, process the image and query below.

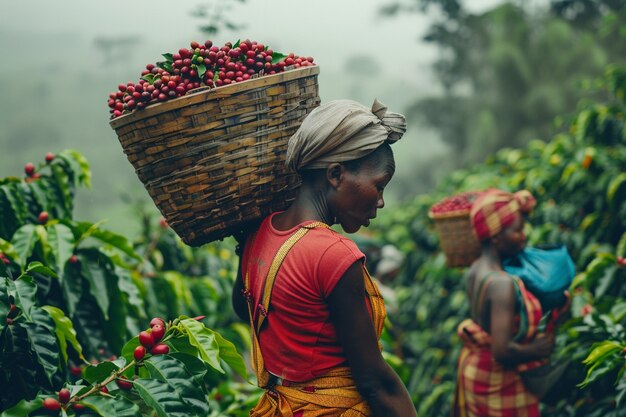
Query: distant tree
93,36,142,65
191,0,247,37
381,0,626,166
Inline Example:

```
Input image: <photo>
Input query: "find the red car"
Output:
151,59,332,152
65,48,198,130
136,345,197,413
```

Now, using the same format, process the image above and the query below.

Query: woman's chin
342,224,362,234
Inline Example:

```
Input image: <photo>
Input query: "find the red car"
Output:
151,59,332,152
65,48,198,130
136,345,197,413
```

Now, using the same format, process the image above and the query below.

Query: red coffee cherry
116,378,133,390
58,388,71,404
38,211,49,225
43,397,61,411
24,163,36,177
150,324,165,342
134,345,146,361
45,152,55,163
150,343,170,355
150,317,166,328
139,330,155,348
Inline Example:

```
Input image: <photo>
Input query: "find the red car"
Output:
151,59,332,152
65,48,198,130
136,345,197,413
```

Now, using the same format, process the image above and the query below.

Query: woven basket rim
109,65,320,130
428,209,471,219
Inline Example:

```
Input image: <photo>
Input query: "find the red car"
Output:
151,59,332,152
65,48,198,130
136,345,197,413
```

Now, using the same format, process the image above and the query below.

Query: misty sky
0,0,506,232
2,0,503,83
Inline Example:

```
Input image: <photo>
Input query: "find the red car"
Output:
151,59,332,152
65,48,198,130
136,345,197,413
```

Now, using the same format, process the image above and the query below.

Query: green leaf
84,360,120,384
0,397,44,417
161,53,173,62
25,180,48,212
271,52,287,64
168,352,208,389
116,267,145,319
61,261,83,316
144,354,210,416
141,73,156,84
51,162,74,216
48,223,76,273
82,394,141,417
582,340,621,366
11,224,38,269
0,237,18,259
595,264,617,298
196,63,206,79
42,305,86,362
607,172,626,207
25,261,58,279
617,232,626,258
81,256,110,320
12,274,38,319
59,149,92,189
23,321,61,385
179,318,248,379
0,183,26,225
133,377,193,417
74,221,141,261
121,336,141,364
579,350,623,387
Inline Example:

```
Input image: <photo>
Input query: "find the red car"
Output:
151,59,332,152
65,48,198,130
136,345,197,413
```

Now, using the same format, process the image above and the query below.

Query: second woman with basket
232,99,417,416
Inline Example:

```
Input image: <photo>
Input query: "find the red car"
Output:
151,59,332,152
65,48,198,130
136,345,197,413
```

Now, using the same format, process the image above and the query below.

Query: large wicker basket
109,66,320,246
428,191,483,267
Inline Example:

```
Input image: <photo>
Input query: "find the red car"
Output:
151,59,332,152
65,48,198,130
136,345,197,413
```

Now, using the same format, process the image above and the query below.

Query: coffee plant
369,65,626,417
108,38,315,119
0,151,257,416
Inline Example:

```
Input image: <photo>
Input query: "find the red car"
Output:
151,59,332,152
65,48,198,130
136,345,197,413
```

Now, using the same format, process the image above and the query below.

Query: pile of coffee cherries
108,39,315,119
429,191,484,215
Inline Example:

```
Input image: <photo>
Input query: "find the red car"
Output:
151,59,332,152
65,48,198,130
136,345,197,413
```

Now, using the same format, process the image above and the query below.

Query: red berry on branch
100,386,109,394
73,403,85,411
115,378,133,390
150,324,165,342
24,163,36,177
58,388,71,404
45,152,55,163
43,398,61,411
139,330,155,348
38,211,49,225
150,343,170,355
134,345,146,361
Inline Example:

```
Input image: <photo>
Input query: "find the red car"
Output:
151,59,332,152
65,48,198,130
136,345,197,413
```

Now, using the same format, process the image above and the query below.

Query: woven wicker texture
110,66,320,246
429,211,481,268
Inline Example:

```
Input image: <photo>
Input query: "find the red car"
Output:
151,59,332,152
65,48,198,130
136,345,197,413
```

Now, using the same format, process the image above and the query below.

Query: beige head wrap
285,99,407,171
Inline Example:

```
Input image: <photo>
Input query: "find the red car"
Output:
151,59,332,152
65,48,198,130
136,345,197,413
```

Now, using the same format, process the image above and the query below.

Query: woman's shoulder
305,225,362,253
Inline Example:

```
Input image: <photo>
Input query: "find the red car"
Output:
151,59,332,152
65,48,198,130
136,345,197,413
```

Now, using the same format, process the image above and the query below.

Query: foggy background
0,0,611,237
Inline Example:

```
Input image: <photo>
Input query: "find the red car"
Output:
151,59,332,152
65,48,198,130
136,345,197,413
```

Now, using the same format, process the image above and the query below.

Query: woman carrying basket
232,99,417,417
452,189,569,417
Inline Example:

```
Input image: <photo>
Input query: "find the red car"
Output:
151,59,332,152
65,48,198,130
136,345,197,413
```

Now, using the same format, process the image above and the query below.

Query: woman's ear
326,163,343,189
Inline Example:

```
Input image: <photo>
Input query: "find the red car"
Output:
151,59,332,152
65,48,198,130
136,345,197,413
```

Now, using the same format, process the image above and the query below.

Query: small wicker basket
428,192,483,268
109,66,320,246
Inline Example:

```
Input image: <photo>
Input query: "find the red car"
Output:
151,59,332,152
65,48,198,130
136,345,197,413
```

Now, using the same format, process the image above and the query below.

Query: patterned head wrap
285,99,406,171
470,189,536,242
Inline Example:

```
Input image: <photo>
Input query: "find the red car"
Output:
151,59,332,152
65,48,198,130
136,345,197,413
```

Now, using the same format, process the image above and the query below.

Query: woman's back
243,213,368,381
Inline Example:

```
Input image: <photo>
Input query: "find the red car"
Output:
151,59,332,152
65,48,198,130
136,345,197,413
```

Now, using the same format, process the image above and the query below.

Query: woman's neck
273,184,332,230
480,244,503,270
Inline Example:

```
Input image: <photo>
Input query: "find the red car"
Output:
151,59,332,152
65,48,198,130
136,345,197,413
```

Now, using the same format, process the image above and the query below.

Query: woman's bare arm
327,261,417,417
488,277,554,367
